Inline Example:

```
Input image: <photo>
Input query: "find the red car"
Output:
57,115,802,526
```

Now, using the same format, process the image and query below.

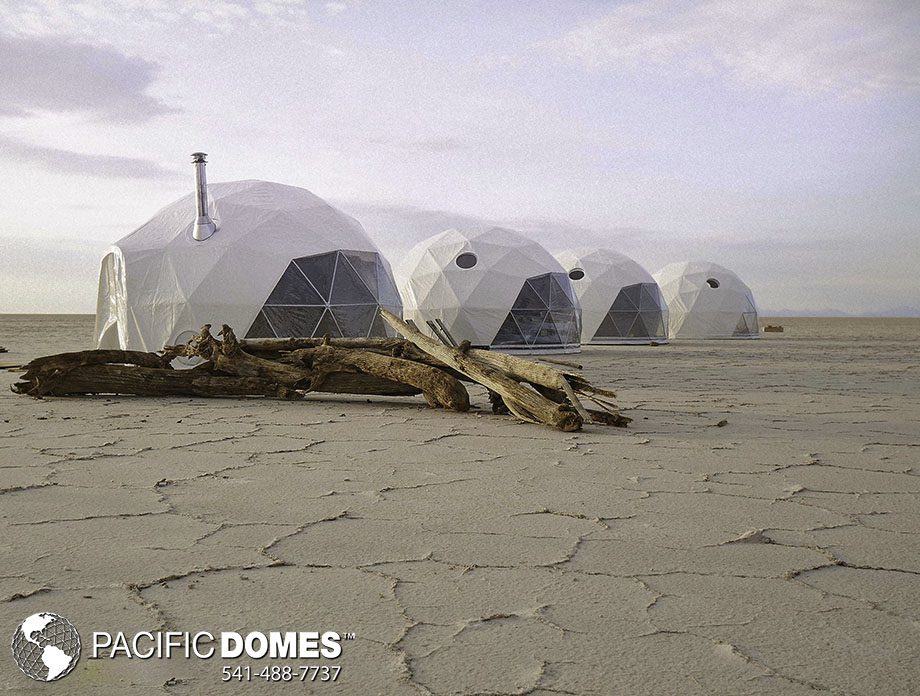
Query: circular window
455,252,478,269
568,268,585,281
706,278,720,288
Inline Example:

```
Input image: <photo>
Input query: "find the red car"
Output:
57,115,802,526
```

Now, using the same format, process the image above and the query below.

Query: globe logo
10,613,81,681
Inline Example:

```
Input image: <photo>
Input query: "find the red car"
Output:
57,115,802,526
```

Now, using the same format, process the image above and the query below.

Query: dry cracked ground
0,316,918,695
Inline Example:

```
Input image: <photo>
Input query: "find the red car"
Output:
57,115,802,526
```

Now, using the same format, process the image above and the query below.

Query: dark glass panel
550,310,580,343
330,304,378,338
638,283,662,310
263,306,325,338
343,251,380,299
492,313,526,346
526,274,551,304
611,311,637,337
244,310,276,338
265,263,325,305
294,251,337,301
511,310,548,344
611,287,639,312
593,313,619,338
512,281,547,310
330,253,376,304
313,308,343,338
548,274,575,310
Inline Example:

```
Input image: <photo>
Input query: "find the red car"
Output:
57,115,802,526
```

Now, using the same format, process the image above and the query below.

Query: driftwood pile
12,310,628,431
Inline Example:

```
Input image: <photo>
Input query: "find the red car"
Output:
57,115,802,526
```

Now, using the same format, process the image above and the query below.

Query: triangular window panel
330,254,376,304
593,313,619,339
548,274,574,310
527,274,552,305
375,261,402,308
611,287,639,312
511,310,548,345
342,251,380,299
550,310,580,343
638,284,661,310
734,312,758,336
534,316,562,344
330,304,379,338
368,312,390,338
512,281,547,310
245,310,276,339
313,308,343,338
611,311,637,337
622,284,643,309
294,251,337,302
265,263,325,305
263,306,326,338
492,313,526,346
638,311,664,337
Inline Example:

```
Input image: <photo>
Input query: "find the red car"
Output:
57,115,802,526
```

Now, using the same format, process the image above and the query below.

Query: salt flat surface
1,315,918,694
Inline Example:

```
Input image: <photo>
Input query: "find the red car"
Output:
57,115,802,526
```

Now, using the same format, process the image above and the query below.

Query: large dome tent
554,248,668,344
397,228,582,353
94,154,402,351
653,261,759,339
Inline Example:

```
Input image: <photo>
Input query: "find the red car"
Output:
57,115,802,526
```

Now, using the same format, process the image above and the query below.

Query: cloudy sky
1,0,918,314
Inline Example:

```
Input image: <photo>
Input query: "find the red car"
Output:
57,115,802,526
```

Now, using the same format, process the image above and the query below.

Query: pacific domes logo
10,612,81,681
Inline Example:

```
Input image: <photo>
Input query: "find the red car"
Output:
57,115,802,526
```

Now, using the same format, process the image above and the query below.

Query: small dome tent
397,228,581,353
94,156,401,351
653,261,759,339
554,248,668,344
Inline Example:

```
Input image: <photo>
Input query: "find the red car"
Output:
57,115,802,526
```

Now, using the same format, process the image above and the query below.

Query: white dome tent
653,261,760,339
94,155,402,351
554,248,668,345
397,228,582,353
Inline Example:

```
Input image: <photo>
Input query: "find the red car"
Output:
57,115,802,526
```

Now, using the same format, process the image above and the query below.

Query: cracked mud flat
1,314,918,695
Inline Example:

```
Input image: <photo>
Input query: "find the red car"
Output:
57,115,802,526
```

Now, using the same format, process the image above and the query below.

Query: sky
0,0,918,315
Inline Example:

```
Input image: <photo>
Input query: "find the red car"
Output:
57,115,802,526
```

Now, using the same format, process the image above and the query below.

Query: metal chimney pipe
191,152,217,241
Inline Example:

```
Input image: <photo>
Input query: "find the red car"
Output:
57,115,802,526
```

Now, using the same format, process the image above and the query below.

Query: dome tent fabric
94,180,402,352
397,228,582,353
653,261,760,339
554,248,668,345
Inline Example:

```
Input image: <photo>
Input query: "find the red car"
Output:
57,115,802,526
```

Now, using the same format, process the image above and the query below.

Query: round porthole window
568,268,585,281
455,252,478,269
706,278,720,288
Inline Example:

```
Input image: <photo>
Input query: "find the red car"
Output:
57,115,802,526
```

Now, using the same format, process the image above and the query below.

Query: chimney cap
191,152,208,163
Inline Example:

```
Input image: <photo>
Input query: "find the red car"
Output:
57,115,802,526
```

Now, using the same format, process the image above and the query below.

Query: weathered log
12,363,292,398
24,349,171,371
239,337,407,353
380,310,582,431
183,325,464,408
285,344,469,411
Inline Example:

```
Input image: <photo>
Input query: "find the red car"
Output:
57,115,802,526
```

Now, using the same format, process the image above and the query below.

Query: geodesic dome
653,261,759,339
554,248,668,344
397,228,581,353
94,180,402,351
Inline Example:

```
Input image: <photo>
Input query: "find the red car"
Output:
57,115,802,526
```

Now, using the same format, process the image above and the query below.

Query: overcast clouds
0,0,917,315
